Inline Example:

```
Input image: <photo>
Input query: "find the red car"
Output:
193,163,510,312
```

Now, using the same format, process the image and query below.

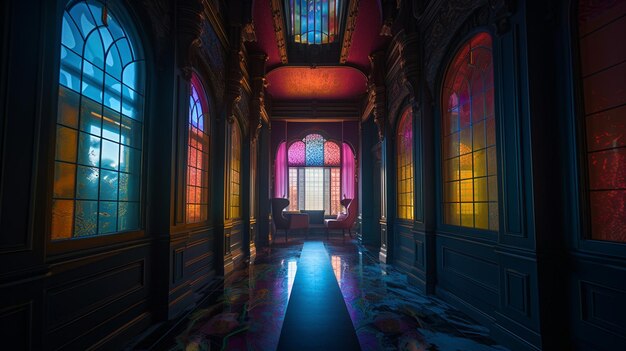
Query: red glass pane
590,190,626,242
585,105,626,152
288,141,306,166
324,141,341,166
587,148,626,190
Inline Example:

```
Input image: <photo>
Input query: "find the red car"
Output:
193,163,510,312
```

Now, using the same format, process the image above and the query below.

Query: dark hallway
1,0,625,350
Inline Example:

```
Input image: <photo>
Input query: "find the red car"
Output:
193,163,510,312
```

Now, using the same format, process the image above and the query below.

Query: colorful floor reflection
157,239,509,351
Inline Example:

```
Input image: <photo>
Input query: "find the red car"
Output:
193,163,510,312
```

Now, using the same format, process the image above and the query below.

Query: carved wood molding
269,0,288,64
202,0,229,48
249,54,268,143
365,51,387,141
340,0,360,64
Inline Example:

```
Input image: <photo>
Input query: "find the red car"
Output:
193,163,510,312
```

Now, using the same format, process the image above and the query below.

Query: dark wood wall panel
0,303,32,350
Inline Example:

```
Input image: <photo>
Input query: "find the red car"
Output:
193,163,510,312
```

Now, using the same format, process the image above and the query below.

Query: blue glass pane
103,74,122,111
69,3,96,37
87,2,104,27
98,201,118,234
60,46,82,91
102,107,121,142
99,27,113,49
119,145,140,174
305,134,324,166
82,61,104,102
76,165,99,199
74,200,98,236
198,113,204,131
122,85,143,120
120,116,141,148
62,15,83,53
99,169,118,201
116,39,133,66
189,96,197,126
118,201,139,231
80,97,102,135
123,62,144,94
77,132,101,167
105,42,123,78
84,31,104,68
101,139,120,170
118,173,140,201
106,15,125,40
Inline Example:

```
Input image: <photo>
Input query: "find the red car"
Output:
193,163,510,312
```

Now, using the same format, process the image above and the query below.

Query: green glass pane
74,200,98,237
99,169,119,201
77,132,100,167
98,201,118,234
76,165,99,200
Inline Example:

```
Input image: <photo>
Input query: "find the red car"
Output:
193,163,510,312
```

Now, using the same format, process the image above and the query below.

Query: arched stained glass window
230,122,242,219
186,73,210,223
577,0,626,242
286,134,342,214
52,0,145,240
286,0,342,44
441,32,498,231
397,108,414,220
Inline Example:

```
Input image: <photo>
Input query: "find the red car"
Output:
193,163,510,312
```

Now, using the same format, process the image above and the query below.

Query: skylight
285,0,343,45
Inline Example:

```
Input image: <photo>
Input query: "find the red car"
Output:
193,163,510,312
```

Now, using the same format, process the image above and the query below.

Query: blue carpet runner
277,241,361,350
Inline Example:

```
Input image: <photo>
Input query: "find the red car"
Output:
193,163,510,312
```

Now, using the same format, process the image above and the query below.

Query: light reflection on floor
160,240,510,351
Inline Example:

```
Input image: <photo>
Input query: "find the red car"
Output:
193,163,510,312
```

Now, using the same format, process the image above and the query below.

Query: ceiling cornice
202,0,228,48
269,0,288,64
339,0,360,63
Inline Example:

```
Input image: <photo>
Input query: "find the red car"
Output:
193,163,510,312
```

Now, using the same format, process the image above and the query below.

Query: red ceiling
249,0,388,101
266,66,367,100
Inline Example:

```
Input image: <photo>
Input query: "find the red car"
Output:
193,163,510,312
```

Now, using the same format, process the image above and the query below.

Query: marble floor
149,237,510,351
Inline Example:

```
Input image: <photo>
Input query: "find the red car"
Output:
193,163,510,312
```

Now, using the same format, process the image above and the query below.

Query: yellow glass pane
473,120,486,150
444,158,460,181
489,203,499,230
474,177,487,202
459,154,473,179
474,202,489,229
487,146,497,176
460,203,474,227
460,128,472,154
444,181,460,203
54,162,76,198
488,176,498,202
460,179,473,202
58,86,79,128
473,150,487,178
56,126,78,162
51,199,74,240
486,117,496,146
445,203,460,226
443,132,460,158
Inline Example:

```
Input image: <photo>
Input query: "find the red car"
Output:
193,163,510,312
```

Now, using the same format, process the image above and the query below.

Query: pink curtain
341,143,355,200
274,142,287,198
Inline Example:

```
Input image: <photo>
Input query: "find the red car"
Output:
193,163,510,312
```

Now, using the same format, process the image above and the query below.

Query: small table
299,210,325,224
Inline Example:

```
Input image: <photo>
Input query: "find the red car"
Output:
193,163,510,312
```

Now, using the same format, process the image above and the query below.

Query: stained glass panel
397,108,414,220
288,141,305,166
441,32,498,231
324,141,340,166
287,0,340,44
186,74,210,223
52,0,144,240
305,133,324,166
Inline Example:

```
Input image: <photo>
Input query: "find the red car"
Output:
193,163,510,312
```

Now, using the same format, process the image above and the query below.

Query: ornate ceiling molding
269,0,288,64
340,0,360,64
202,0,228,48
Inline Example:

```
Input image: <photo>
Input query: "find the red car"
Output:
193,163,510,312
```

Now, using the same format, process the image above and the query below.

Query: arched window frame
229,120,242,220
285,132,343,215
439,31,499,233
396,107,414,221
51,0,146,242
572,0,626,247
186,72,211,224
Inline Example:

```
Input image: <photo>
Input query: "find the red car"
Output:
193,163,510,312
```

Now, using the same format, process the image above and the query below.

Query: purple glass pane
288,141,305,166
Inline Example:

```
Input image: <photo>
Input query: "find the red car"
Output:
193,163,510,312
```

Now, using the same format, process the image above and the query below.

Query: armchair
271,198,309,242
324,198,357,241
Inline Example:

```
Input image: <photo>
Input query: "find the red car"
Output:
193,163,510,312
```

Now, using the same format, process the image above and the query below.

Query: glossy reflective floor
151,238,510,350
